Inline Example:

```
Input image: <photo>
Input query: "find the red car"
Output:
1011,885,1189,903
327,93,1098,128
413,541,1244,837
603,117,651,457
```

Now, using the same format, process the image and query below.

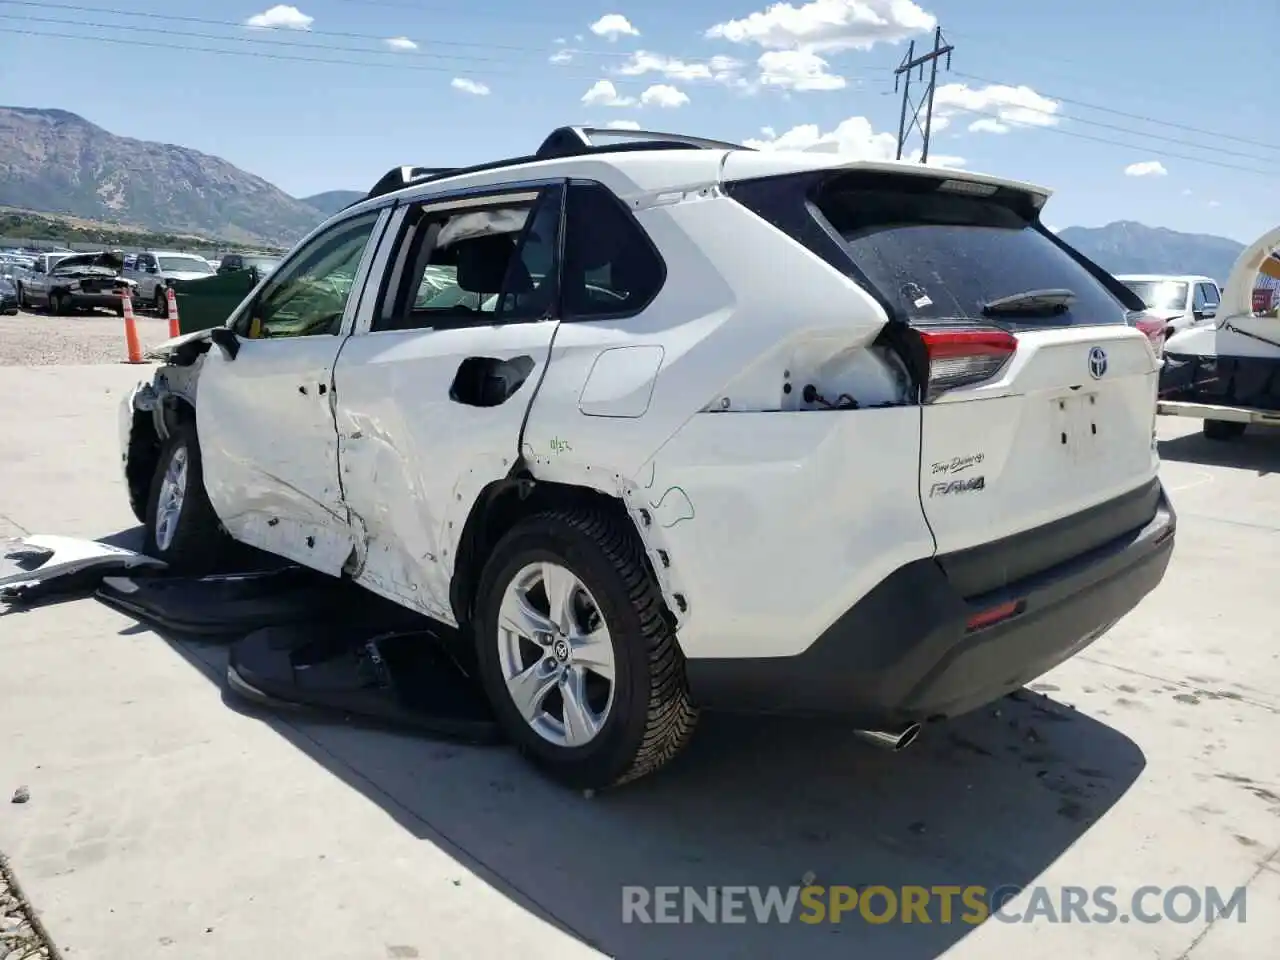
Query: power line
951,68,1280,153
941,97,1277,166
0,25,498,74
0,9,893,89
0,0,611,57
943,105,1276,177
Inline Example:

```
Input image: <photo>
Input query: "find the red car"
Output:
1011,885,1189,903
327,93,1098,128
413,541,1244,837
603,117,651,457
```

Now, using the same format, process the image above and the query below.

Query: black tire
143,421,233,572
473,508,697,790
154,289,168,318
50,291,67,315
1203,419,1246,441
15,284,26,310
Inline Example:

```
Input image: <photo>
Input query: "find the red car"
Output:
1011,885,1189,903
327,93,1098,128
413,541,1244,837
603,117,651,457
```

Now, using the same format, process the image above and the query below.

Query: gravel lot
1,854,52,960
1,309,172,367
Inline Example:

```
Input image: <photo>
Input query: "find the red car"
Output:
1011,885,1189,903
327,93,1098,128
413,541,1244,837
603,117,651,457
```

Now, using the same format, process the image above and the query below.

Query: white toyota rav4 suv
118,126,1176,789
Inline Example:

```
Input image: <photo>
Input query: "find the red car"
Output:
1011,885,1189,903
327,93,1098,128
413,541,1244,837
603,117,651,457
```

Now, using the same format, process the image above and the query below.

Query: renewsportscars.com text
621,884,1248,925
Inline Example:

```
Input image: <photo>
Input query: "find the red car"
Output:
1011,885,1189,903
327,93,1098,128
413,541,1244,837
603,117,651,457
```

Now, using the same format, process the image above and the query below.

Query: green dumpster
171,269,263,334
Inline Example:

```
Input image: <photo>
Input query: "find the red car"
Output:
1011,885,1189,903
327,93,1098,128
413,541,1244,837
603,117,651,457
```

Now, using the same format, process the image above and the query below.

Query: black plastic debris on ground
227,623,502,745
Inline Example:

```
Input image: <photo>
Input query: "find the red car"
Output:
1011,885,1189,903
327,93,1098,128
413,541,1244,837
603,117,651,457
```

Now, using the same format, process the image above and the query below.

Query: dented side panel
196,339,356,575
332,323,560,623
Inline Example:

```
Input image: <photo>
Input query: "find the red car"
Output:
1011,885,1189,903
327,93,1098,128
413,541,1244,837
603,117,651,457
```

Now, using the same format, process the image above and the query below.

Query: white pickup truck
123,250,216,315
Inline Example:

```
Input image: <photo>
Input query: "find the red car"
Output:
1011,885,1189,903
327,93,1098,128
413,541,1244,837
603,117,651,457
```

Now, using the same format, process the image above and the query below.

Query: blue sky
0,0,1276,242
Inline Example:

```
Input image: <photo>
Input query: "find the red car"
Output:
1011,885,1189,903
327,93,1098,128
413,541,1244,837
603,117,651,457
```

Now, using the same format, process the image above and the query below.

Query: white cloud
746,116,963,167
549,48,574,65
1207,200,1221,208
618,51,712,82
451,77,491,96
1181,188,1193,196
639,84,690,108
707,0,934,53
606,120,643,130
244,4,312,30
612,50,752,90
553,36,566,44
1045,224,1061,233
757,49,845,91
385,36,417,51
1124,160,1167,177
930,83,1060,133
581,79,635,107
589,14,640,41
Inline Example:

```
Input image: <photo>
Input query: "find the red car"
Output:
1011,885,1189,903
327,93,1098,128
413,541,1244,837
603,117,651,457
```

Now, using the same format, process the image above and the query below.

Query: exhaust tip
854,722,922,751
896,722,922,751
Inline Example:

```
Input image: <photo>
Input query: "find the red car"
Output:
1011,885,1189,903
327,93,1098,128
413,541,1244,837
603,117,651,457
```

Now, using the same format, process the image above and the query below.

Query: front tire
154,289,168,318
473,508,698,790
143,421,233,572
1203,419,1246,441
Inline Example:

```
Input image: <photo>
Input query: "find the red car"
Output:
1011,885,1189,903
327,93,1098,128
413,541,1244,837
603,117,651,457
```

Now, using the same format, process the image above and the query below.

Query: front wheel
50,291,68,315
473,509,698,790
143,421,233,572
153,289,168,318
1203,419,1247,442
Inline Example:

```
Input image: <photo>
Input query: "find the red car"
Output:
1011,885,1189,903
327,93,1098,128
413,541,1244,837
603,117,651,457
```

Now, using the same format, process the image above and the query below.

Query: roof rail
363,165,463,203
535,125,751,159
360,127,753,202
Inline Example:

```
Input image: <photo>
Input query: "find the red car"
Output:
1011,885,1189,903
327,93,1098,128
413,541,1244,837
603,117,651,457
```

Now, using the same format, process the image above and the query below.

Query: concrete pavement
1,363,1277,959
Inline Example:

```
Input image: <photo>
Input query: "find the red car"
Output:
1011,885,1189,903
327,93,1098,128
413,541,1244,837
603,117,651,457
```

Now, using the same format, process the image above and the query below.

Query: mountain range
1058,222,1245,285
0,105,1256,275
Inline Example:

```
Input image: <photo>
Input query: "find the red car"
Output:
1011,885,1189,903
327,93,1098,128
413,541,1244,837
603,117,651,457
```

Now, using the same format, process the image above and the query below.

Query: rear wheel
50,291,68,315
1203,419,1247,441
472,508,697,790
143,421,233,572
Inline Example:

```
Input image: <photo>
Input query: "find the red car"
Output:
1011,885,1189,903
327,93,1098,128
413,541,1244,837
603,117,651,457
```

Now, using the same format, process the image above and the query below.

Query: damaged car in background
20,250,135,316
117,125,1176,790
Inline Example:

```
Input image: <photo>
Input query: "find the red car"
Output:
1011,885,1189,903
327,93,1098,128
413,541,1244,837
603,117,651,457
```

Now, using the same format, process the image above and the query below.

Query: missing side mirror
209,325,240,360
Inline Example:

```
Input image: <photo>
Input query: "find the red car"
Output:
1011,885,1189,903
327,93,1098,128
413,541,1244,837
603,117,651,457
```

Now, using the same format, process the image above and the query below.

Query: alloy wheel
495,562,617,748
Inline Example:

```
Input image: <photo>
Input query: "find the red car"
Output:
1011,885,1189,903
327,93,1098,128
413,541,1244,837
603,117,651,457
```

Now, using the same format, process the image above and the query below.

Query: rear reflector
965,599,1023,632
917,327,1017,401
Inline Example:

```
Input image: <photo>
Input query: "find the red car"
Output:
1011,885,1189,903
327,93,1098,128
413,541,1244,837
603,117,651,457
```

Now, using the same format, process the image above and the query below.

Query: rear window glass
811,177,1129,329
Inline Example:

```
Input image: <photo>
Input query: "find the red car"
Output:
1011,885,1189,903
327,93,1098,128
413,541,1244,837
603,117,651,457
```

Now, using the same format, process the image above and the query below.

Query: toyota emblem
1088,346,1107,380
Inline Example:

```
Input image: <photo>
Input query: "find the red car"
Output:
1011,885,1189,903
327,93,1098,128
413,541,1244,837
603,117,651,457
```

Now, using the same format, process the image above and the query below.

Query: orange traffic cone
165,287,181,339
122,294,145,364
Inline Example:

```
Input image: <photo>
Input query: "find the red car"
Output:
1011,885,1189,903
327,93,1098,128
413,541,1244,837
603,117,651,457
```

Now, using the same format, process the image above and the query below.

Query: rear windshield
811,177,1128,329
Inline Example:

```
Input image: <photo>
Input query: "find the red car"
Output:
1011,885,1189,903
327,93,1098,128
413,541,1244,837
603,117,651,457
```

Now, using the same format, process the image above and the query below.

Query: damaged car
22,250,135,316
118,126,1176,789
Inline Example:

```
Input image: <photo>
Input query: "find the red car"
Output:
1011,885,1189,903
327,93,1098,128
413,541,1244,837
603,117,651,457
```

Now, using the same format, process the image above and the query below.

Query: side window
1192,284,1207,311
561,182,665,319
1200,282,1220,306
375,186,561,332
238,211,380,339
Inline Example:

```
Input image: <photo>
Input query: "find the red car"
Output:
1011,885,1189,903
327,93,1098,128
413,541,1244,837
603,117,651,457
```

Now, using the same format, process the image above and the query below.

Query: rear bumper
684,482,1176,723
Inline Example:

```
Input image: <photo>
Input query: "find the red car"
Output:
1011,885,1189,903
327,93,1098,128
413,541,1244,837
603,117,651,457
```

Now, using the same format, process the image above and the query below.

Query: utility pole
893,26,953,163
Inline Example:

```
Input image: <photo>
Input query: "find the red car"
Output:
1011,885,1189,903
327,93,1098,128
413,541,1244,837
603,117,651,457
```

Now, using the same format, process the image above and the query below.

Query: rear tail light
1131,313,1166,355
917,327,1017,401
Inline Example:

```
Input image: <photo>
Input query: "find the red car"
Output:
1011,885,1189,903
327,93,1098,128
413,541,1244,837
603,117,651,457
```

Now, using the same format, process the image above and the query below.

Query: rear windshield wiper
981,288,1075,316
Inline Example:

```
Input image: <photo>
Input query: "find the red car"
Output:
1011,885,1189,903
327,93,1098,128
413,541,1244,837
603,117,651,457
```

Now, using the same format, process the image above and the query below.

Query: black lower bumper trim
94,567,421,637
684,486,1176,723
226,625,502,745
